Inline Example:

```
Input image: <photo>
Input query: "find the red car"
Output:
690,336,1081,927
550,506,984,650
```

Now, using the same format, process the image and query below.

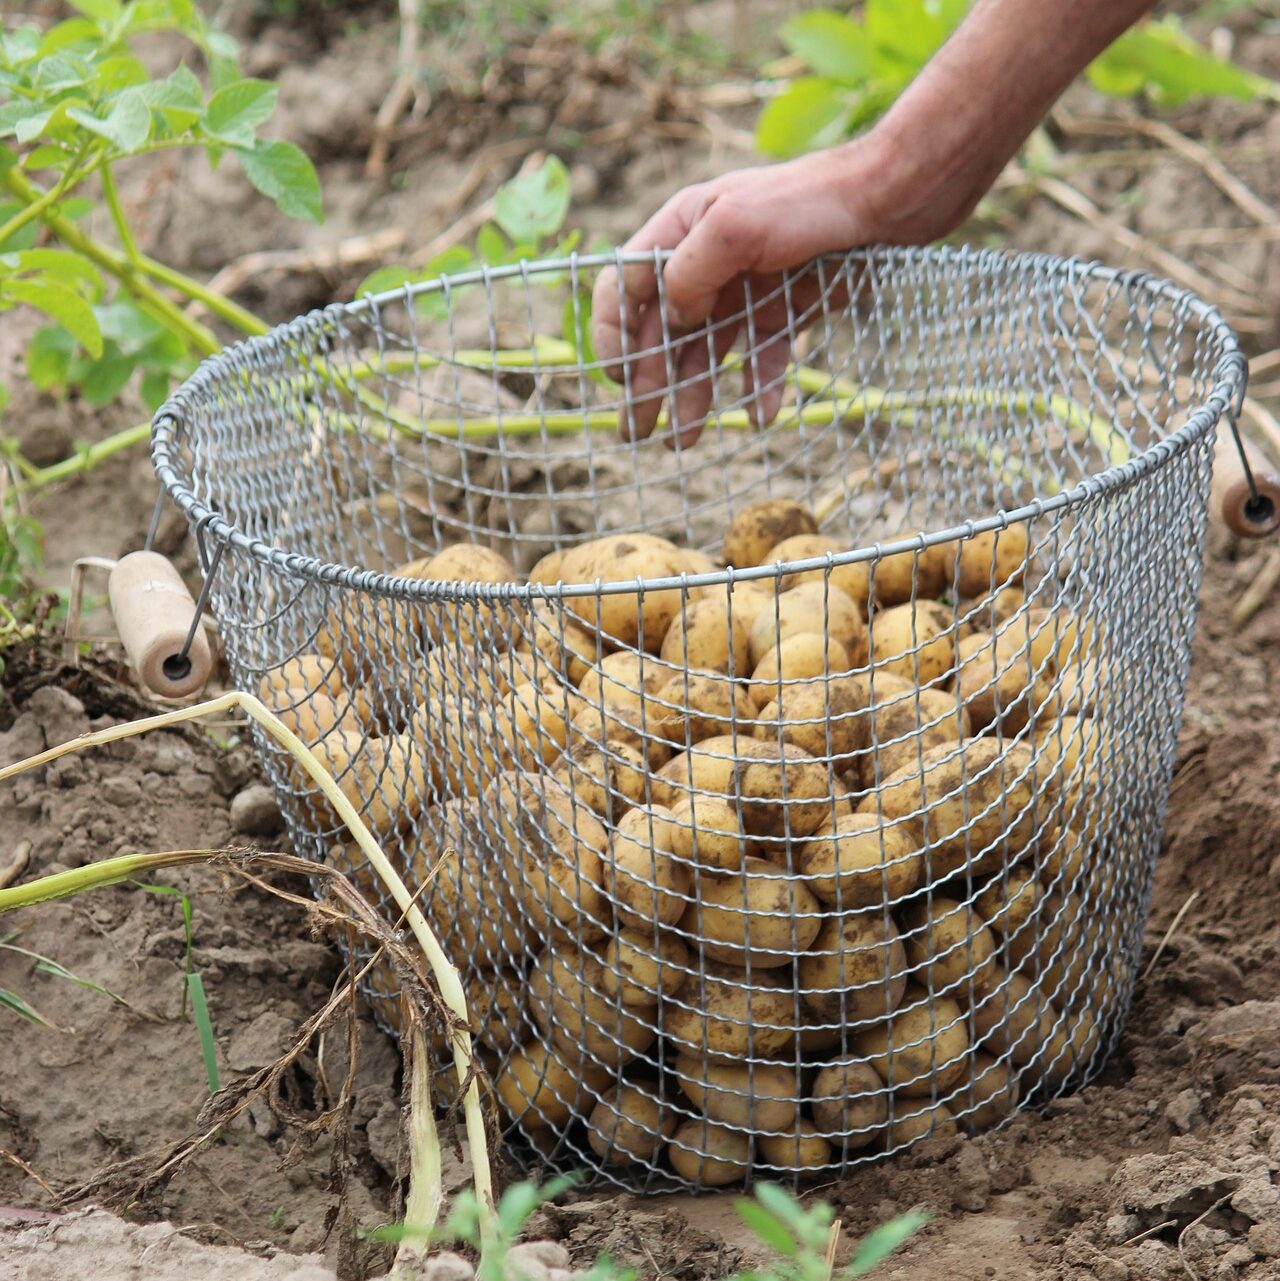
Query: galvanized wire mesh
154,247,1244,1192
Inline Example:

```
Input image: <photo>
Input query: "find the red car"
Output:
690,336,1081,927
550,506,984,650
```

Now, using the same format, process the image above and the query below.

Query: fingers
740,327,791,430
668,304,744,451
616,302,670,442
659,193,762,332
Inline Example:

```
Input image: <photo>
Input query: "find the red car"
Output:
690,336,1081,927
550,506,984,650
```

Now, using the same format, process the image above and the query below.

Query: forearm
846,0,1158,238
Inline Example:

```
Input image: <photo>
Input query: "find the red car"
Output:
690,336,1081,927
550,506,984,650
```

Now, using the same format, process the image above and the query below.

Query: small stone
100,774,144,807
1231,1179,1280,1223
141,738,193,776
27,686,89,745
1165,1089,1204,1134
1105,1213,1143,1245
1129,1239,1174,1279
1248,1221,1280,1258
226,1010,296,1071
418,1251,475,1281
230,784,283,836
1219,1243,1256,1270
504,1241,572,1281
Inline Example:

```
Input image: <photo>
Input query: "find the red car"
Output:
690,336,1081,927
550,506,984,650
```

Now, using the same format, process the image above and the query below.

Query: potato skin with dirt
662,962,793,1062
798,812,923,909
559,533,686,650
601,929,690,1004
420,542,522,649
748,581,867,669
736,743,834,840
873,533,956,606
495,1039,611,1131
668,1120,750,1185
758,1121,834,1171
766,533,871,610
752,674,870,768
900,895,1000,996
607,803,689,929
799,912,908,1024
869,600,956,686
671,1057,800,1131
860,737,1049,880
855,988,970,1096
810,1058,889,1146
749,633,853,710
681,856,822,967
587,1085,677,1165
660,596,751,676
722,499,817,568
954,525,1032,598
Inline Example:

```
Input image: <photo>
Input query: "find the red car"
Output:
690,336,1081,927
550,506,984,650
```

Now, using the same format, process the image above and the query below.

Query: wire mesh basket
153,246,1245,1192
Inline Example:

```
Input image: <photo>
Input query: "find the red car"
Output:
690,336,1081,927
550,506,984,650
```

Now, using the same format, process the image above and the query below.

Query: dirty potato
954,525,1032,599
723,499,818,568
798,812,923,909
559,533,686,651
748,581,866,669
855,988,970,1096
810,1058,889,1148
662,962,794,1063
766,534,871,613
660,595,752,676
799,911,909,1024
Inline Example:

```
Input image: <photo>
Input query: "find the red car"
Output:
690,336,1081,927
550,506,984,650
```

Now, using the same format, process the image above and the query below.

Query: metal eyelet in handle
1215,411,1280,538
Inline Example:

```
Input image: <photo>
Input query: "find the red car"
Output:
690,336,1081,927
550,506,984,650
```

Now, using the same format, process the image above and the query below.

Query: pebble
100,774,144,807
503,1242,573,1281
418,1252,475,1281
230,784,283,836
1165,1088,1204,1134
1104,1213,1142,1245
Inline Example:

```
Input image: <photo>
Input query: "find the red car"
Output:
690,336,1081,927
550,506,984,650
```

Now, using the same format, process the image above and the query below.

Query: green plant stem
10,421,151,497
99,161,142,268
0,148,98,249
138,254,269,337
2,166,221,357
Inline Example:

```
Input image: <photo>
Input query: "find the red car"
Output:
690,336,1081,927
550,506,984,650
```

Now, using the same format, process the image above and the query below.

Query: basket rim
151,244,1247,604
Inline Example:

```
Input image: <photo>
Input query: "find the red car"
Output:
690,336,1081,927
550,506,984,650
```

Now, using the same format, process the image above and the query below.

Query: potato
570,700,673,770
264,686,366,746
608,804,689,929
677,547,723,578
723,499,817,568
953,629,1057,738
737,743,834,840
660,596,751,676
259,654,359,709
656,671,754,747
862,677,970,786
420,543,522,650
601,929,690,1004
416,821,536,966
954,525,1032,599
889,1101,958,1147
671,1057,800,1131
956,583,1027,639
901,897,1000,998
681,857,821,968
413,698,513,798
402,646,510,716
799,912,908,1024
504,680,569,770
316,579,429,686
465,976,526,1056
587,1085,677,1166
752,674,870,768
869,600,956,687
810,1058,888,1147
796,1018,848,1057
307,730,431,836
554,739,650,822
668,1120,750,1185
1025,607,1099,674
668,794,749,872
652,736,772,810
872,533,955,606
748,582,865,670
970,968,1058,1067
798,812,923,909
486,773,609,939
750,634,853,710
528,946,656,1066
956,1052,1019,1134
494,1039,611,1131
528,548,565,585
860,738,1051,880
559,533,685,650
1037,1006,1103,1089
521,599,602,687
758,1121,834,1171
577,650,667,711
663,962,793,1062
766,534,871,612
855,988,970,1096
974,865,1043,940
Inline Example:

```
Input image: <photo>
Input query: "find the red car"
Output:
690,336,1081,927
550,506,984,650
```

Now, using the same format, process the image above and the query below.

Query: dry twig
0,841,31,891
366,0,423,180
1141,890,1200,982
0,1147,56,1199
1232,547,1280,632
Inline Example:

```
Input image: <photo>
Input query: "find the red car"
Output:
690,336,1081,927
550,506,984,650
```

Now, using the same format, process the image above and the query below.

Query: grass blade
185,972,220,1093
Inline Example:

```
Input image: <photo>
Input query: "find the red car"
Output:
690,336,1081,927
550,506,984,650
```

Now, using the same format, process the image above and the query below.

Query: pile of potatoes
261,497,1121,1184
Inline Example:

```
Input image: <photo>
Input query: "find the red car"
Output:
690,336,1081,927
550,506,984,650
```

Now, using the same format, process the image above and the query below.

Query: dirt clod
231,783,285,836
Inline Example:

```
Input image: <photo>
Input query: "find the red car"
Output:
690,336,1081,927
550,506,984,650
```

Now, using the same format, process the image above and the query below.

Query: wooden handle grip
108,551,213,699
1213,434,1280,539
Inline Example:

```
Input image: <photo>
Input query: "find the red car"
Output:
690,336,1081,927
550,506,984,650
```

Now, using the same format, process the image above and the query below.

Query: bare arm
593,0,1158,445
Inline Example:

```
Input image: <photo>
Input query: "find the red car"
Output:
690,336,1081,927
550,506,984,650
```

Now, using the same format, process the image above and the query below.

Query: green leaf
206,32,243,92
235,138,323,222
356,265,415,297
95,53,149,92
865,0,950,76
26,325,75,393
847,1212,928,1277
34,54,90,93
140,64,204,131
68,0,122,24
755,77,850,158
735,1198,798,1257
494,155,571,243
0,381,8,414
20,145,76,172
203,78,278,144
36,18,102,56
12,111,54,145
475,221,507,265
97,299,163,350
75,341,135,404
68,88,151,152
4,278,102,356
140,367,171,410
496,1182,545,1239
779,10,871,86
126,0,198,34
0,986,55,1027
16,248,102,290
0,202,39,252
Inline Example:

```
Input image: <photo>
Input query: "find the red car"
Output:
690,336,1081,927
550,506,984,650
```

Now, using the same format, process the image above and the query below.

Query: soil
2,4,1279,1280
